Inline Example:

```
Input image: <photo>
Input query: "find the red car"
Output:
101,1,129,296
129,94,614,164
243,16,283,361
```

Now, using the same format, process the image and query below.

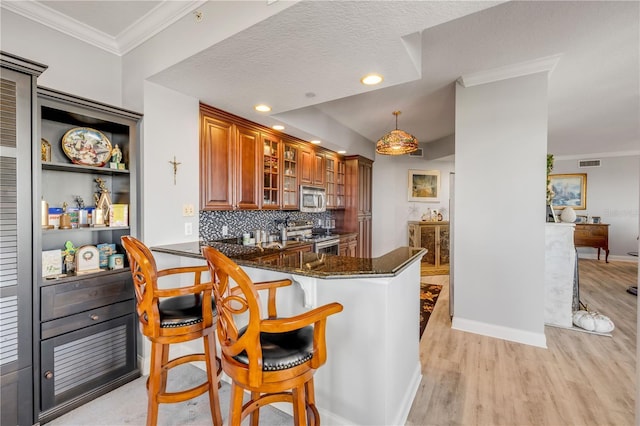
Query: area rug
420,283,442,338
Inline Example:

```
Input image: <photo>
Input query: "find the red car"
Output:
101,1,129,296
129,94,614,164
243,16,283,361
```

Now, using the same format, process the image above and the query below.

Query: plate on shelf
61,127,112,167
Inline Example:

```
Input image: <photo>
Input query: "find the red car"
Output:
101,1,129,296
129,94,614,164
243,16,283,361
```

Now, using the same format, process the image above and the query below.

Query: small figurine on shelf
59,202,72,229
73,195,85,209
109,144,124,169
92,178,111,227
62,240,77,274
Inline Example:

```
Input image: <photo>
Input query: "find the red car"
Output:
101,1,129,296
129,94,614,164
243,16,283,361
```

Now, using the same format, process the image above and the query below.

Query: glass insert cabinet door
325,156,335,208
282,142,298,209
262,135,280,208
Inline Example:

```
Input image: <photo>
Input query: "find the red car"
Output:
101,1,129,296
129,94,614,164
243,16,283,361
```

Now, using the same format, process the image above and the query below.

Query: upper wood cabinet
325,153,345,209
200,110,234,210
299,144,313,185
200,103,345,211
299,144,325,187
282,139,299,209
261,132,281,209
200,105,259,210
235,124,260,209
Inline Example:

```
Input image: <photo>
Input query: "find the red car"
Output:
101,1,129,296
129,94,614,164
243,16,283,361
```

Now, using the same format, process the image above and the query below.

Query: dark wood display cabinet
1,52,47,426
35,87,142,423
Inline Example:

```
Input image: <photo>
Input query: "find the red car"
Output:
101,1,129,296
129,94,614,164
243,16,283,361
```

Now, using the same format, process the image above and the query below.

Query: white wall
372,152,454,257
141,82,200,247
0,10,122,107
553,155,639,258
453,73,548,347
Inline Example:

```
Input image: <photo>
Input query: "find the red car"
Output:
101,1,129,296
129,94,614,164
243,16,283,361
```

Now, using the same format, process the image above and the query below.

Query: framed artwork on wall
549,173,587,210
408,169,440,202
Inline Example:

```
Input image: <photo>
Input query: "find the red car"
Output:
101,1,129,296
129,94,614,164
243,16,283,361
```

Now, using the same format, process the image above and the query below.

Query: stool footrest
157,381,210,404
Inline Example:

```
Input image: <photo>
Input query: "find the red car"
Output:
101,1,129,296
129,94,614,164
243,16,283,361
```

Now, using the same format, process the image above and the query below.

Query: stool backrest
121,235,160,337
202,246,264,386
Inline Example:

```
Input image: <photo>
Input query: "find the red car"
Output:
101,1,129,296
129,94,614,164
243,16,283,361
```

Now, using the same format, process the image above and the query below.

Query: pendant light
376,111,419,155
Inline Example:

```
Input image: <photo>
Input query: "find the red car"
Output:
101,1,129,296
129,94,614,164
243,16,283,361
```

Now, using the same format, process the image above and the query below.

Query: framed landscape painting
408,169,440,202
549,173,587,210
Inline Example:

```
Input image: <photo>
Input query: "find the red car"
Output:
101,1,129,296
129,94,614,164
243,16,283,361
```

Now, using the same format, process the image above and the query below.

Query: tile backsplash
200,210,332,241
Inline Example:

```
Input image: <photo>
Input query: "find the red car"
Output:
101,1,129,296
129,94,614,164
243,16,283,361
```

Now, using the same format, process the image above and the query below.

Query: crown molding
1,0,205,56
2,1,119,54
457,54,563,88
118,1,206,55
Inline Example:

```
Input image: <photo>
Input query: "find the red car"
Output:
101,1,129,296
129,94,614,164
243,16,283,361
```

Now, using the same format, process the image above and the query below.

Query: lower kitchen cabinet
37,270,139,423
338,234,358,257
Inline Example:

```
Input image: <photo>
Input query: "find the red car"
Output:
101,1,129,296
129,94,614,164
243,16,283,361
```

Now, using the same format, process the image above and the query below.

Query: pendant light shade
376,111,418,155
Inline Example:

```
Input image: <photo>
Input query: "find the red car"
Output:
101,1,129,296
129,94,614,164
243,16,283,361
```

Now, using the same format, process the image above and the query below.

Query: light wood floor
407,259,637,426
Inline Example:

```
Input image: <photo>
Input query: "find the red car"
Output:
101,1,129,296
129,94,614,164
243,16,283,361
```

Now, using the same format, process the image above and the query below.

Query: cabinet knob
44,371,53,380
90,314,99,321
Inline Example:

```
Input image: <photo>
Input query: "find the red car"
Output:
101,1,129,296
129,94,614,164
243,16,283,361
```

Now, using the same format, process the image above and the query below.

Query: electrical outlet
182,204,195,217
222,225,228,236
185,222,193,235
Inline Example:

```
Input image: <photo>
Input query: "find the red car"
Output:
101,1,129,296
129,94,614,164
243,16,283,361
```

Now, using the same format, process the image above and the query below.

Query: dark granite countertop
151,240,426,279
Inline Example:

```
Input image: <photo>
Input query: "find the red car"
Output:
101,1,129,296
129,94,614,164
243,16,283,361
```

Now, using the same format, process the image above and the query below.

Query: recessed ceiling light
272,125,284,130
310,140,321,145
337,150,346,154
254,104,271,112
360,74,383,85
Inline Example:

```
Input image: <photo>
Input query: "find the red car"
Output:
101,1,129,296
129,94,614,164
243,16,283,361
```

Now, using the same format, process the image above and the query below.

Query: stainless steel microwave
300,185,326,213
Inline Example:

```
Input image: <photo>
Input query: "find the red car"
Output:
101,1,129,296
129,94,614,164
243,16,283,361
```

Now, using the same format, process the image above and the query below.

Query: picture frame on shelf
408,169,440,202
42,249,62,278
549,173,587,210
575,215,588,224
591,216,601,224
75,245,102,274
546,205,558,223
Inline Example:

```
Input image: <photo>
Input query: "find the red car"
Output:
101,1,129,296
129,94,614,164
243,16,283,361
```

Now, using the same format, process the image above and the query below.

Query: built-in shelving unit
35,87,142,423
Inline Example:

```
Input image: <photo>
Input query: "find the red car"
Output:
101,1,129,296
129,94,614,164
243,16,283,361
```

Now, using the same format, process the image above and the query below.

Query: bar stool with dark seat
121,236,222,426
202,246,343,425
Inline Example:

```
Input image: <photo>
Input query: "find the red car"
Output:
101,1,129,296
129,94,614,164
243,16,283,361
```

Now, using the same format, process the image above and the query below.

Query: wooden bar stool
121,236,222,426
202,246,343,425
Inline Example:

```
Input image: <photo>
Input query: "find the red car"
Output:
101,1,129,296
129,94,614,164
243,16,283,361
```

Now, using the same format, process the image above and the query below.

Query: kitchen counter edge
150,241,426,280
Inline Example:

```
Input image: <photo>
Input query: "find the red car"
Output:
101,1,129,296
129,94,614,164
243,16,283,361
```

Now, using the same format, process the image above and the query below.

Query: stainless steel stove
286,221,340,255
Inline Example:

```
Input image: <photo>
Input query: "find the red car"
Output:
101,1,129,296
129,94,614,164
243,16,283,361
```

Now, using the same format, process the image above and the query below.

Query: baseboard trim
452,317,547,348
577,252,638,262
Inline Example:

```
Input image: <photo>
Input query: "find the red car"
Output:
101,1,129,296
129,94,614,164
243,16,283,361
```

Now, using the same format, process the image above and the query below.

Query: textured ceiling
10,0,640,158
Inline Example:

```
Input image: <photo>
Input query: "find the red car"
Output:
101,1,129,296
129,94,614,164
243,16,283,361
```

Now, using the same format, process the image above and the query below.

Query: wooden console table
574,223,610,262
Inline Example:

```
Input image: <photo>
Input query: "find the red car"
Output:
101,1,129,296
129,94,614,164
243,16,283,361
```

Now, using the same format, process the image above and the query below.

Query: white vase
560,207,577,223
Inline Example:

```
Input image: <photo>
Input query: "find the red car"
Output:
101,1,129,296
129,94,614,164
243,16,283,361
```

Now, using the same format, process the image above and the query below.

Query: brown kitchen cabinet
338,234,358,257
325,153,346,209
282,139,299,209
199,109,235,210
344,156,373,258
300,145,325,187
262,132,281,209
200,104,260,210
408,221,450,274
574,223,610,262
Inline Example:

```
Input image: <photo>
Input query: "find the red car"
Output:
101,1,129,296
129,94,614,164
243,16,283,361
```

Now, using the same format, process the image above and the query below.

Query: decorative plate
61,127,112,167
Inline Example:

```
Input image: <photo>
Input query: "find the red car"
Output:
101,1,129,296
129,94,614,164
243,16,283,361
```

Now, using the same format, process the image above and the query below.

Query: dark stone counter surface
151,240,426,280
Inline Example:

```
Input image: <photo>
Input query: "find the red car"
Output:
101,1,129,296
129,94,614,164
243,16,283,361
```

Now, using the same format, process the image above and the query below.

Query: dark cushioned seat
158,294,216,328
233,325,314,371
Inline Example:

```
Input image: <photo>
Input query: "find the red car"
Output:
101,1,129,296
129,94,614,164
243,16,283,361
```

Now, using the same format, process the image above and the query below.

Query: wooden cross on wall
169,156,181,185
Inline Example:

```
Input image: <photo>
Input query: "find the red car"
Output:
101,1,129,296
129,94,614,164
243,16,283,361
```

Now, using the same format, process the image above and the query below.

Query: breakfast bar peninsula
151,240,426,425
